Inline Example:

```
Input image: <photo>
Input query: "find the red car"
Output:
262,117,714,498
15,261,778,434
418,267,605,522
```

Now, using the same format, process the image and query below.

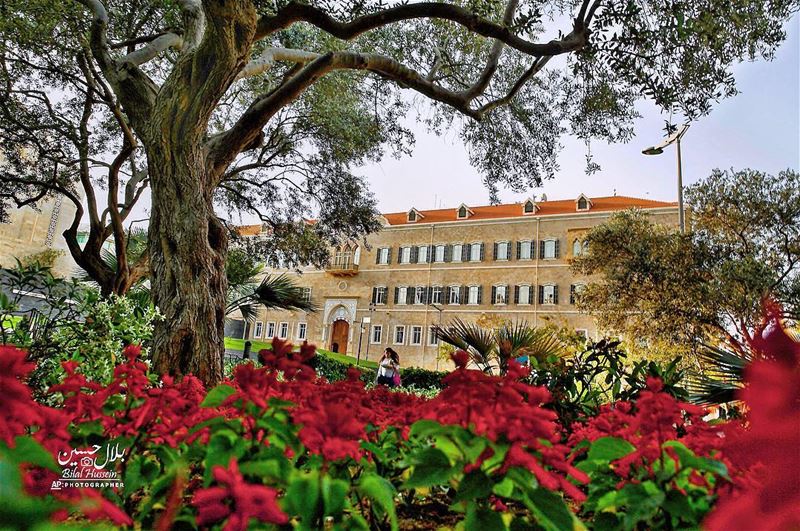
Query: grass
224,337,378,369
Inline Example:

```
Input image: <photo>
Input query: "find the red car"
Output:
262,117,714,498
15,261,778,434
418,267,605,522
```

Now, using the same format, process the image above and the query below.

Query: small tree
2,0,797,384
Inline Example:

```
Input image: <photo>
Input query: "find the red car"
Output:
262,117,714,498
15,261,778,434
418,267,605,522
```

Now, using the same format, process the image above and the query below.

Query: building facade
0,196,80,277
246,195,679,369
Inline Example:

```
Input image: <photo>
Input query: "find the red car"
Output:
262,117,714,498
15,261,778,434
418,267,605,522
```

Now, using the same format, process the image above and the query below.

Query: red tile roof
236,224,263,236
382,196,677,226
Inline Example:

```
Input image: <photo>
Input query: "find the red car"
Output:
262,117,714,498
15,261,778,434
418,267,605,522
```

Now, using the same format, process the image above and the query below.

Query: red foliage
704,304,800,530
569,378,725,480
192,458,288,530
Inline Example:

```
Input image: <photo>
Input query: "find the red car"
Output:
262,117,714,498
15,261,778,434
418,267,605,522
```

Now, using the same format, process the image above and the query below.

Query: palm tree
226,273,318,322
432,318,566,375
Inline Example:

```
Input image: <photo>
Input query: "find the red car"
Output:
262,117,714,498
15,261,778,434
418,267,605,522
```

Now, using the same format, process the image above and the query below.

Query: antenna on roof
540,193,547,202
613,188,617,196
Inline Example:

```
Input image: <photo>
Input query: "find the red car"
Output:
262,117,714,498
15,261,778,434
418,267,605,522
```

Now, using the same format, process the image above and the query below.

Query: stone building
0,196,79,277
245,195,679,369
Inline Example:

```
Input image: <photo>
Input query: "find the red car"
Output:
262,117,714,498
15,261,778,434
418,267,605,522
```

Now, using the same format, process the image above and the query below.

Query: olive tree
1,0,797,384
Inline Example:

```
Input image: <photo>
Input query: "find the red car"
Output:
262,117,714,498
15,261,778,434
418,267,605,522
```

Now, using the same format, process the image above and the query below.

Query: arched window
577,197,588,210
408,210,417,222
524,200,535,213
458,206,468,218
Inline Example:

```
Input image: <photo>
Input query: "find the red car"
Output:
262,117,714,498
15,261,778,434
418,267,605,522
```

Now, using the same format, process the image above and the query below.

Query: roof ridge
383,194,673,216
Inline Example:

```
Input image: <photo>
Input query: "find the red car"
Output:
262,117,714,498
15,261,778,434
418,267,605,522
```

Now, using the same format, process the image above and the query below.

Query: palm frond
686,343,751,405
226,274,317,320
433,318,495,372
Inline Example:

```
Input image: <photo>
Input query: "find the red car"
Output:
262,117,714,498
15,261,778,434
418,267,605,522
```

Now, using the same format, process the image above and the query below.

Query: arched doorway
329,320,349,353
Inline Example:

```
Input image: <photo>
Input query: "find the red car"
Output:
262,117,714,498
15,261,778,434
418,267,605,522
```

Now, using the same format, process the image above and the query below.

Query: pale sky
362,17,800,214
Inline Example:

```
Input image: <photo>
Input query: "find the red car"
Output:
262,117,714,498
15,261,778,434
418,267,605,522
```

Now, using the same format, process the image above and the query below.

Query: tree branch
237,47,322,79
256,0,590,58
120,33,184,66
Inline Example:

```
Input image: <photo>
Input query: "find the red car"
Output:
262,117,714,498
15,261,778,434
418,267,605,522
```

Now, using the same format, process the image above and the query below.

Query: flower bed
1,308,798,530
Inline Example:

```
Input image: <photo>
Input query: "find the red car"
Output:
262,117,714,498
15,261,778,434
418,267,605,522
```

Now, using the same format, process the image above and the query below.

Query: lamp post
429,303,444,371
364,302,376,363
357,302,377,366
642,123,689,233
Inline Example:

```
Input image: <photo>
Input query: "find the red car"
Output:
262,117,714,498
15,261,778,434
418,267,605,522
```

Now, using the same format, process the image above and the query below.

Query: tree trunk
147,143,228,386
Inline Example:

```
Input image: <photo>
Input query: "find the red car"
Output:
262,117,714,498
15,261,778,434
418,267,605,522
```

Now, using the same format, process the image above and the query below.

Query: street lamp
429,303,444,371
356,302,377,366
642,123,689,233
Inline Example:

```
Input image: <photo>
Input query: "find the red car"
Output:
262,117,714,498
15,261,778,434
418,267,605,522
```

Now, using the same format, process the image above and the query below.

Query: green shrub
30,294,161,402
399,366,448,390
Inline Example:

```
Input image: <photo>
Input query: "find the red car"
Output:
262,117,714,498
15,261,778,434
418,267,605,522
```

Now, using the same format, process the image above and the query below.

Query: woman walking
376,348,401,388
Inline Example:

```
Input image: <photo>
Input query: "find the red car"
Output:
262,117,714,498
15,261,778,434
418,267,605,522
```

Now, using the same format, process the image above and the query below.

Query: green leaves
358,473,398,531
587,437,636,462
200,384,237,407
404,447,455,488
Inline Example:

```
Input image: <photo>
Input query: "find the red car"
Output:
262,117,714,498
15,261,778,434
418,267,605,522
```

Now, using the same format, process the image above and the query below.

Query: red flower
192,458,288,530
451,349,470,369
294,397,366,461
705,305,800,530
0,345,42,445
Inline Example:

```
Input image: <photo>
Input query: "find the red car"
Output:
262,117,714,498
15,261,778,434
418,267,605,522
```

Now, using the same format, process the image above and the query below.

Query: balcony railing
326,263,359,276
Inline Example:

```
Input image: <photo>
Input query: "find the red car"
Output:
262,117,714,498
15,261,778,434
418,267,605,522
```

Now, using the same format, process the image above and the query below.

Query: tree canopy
1,0,797,384
572,168,800,355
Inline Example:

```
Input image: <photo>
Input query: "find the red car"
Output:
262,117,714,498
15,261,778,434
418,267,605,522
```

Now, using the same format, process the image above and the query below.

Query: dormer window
522,198,538,215
575,194,592,211
456,204,473,220
407,208,424,222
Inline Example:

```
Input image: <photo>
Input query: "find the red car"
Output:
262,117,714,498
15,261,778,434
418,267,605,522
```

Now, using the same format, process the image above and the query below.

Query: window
431,286,443,305
517,240,532,260
570,283,587,304
399,247,411,264
394,325,406,345
428,326,439,346
452,244,463,263
414,286,427,305
254,321,264,338
577,197,588,210
467,285,481,305
516,284,532,305
396,286,408,305
411,326,422,345
372,286,387,305
434,244,446,263
458,206,468,219
573,239,583,257
301,287,312,303
297,323,307,340
494,241,510,261
493,285,507,305
447,286,461,305
408,209,417,222
417,245,428,263
470,242,482,262
266,322,276,338
523,200,536,214
376,247,390,265
541,239,559,259
371,325,383,344
279,322,289,339
540,285,558,305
